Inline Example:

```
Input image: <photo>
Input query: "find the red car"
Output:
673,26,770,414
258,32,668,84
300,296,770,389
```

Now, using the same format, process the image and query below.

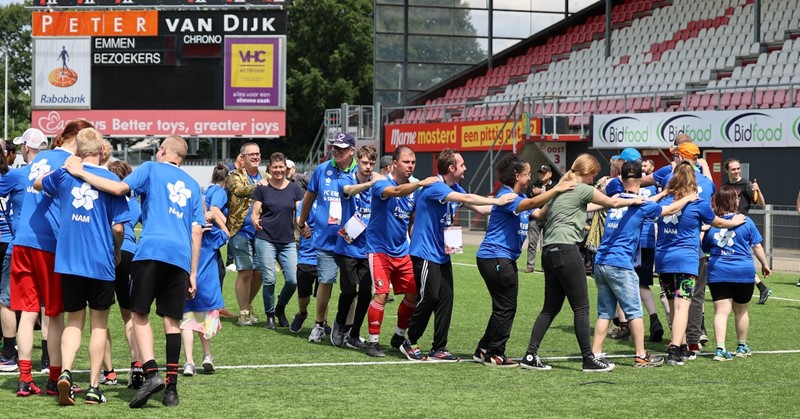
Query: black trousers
526,244,592,358
476,257,519,356
407,257,453,351
334,255,372,338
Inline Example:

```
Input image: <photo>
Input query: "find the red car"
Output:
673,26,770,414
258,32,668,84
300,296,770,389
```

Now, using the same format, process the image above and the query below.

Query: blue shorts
316,250,338,284
594,264,643,320
230,233,258,271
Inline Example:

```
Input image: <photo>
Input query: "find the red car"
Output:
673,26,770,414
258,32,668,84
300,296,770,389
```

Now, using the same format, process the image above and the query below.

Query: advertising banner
33,38,91,109
384,119,542,153
224,36,285,109
33,11,159,37
593,108,800,148
159,10,287,36
33,0,286,8
32,109,285,137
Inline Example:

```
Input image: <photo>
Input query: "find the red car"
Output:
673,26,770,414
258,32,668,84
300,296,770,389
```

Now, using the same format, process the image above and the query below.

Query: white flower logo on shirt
168,180,192,207
662,209,681,225
714,229,736,247
71,182,98,211
28,159,51,181
608,207,626,220
638,188,653,199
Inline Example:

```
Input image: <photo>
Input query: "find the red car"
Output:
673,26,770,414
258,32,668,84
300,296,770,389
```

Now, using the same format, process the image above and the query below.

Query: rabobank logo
720,112,783,143
48,45,78,88
656,114,712,144
597,116,648,144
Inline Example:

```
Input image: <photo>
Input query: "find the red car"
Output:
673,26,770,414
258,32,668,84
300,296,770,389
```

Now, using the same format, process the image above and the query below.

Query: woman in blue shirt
474,154,574,367
701,186,771,361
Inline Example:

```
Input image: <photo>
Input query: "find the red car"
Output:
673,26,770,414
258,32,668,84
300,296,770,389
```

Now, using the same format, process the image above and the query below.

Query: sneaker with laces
735,344,752,358
472,348,487,362
345,336,368,350
237,310,253,326
400,340,426,362
57,370,75,406
582,354,615,372
182,363,195,377
519,352,552,371
484,354,518,368
202,355,216,373
308,324,325,343
330,322,345,347
323,322,332,335
427,349,460,363
757,288,772,305
713,347,734,361
46,378,82,396
633,353,665,368
666,345,684,366
129,373,166,408
390,333,406,349
128,364,144,389
84,386,107,405
16,380,42,397
0,355,18,372
289,313,307,333
365,342,385,357
248,310,259,324
100,370,118,385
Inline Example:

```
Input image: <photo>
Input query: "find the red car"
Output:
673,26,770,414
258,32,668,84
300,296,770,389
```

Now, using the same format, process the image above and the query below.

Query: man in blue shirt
64,135,204,408
403,148,514,362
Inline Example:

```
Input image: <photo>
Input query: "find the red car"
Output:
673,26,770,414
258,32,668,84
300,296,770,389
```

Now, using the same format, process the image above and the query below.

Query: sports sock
41,340,49,361
716,343,725,351
49,365,62,382
367,300,385,336
369,334,380,343
165,333,180,389
2,337,15,359
19,359,32,383
738,340,746,346
395,327,406,337
756,282,767,293
649,313,659,323
397,298,415,330
143,359,158,380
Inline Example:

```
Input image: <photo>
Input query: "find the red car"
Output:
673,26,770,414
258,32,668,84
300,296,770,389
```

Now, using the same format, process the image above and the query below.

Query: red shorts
10,246,63,316
368,253,416,295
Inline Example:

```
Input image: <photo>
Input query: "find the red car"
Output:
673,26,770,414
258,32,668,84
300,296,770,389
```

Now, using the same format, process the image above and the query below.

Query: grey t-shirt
543,182,595,246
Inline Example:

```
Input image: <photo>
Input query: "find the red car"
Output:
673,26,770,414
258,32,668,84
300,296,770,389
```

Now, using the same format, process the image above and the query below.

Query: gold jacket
226,168,263,236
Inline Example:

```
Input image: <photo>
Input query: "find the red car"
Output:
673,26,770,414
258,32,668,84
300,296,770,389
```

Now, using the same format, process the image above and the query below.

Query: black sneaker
484,354,518,368
128,364,144,389
330,322,345,347
649,319,664,342
264,314,277,330
275,305,290,327
40,356,50,374
129,373,166,408
289,313,307,334
757,288,772,304
365,342,385,358
390,333,405,349
84,386,107,405
345,336,368,350
666,345,684,366
400,340,426,362
582,354,615,372
57,370,75,406
163,388,179,407
519,352,552,371
472,347,487,362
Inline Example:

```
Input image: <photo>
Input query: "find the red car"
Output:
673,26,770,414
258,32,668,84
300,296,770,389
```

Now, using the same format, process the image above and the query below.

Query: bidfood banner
593,108,800,148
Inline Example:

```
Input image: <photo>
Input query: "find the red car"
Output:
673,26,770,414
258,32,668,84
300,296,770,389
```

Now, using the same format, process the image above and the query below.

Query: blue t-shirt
204,184,229,243
476,186,530,260
0,196,10,244
605,177,624,196
661,167,716,202
121,197,142,254
14,148,73,253
307,159,356,252
652,165,672,188
638,185,659,249
0,166,31,255
297,200,317,266
334,172,372,259
655,197,716,276
366,176,417,258
124,161,205,273
594,193,662,270
184,230,226,312
409,178,465,264
702,214,761,283
42,165,130,281
236,172,261,240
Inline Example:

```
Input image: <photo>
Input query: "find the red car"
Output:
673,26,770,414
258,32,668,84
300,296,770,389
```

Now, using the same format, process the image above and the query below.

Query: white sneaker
308,324,325,342
182,363,195,377
202,355,215,373
226,264,236,272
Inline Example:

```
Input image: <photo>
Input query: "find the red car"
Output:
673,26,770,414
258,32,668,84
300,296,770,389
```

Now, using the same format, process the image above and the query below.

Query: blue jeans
594,264,643,320
255,238,297,314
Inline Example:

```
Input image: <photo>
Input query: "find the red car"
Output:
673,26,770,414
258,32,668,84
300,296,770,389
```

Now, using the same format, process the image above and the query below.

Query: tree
0,4,32,140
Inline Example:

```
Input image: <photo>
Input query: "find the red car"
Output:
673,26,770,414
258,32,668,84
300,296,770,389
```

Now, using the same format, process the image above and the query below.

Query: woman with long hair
474,154,575,367
702,186,770,361
519,154,643,372
656,163,745,366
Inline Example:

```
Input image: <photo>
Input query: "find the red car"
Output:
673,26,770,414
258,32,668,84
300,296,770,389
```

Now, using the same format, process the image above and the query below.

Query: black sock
143,359,159,380
2,337,16,359
756,282,767,293
650,313,659,323
612,317,620,327
41,340,49,361
165,333,181,389
315,320,323,326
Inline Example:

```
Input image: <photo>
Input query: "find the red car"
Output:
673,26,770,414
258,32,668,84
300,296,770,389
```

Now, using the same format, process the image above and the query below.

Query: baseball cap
621,161,643,179
330,133,356,149
285,159,295,169
676,142,700,159
537,165,551,173
619,147,642,162
379,155,394,170
13,128,48,149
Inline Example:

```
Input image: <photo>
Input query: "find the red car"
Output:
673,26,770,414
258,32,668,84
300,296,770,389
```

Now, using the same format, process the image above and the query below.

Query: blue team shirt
594,193,662,270
655,197,716,276
124,161,205,273
652,165,672,188
476,186,530,260
205,184,229,240
605,177,624,196
334,172,372,258
366,176,417,257
184,229,227,312
297,200,317,265
660,167,716,202
409,178,464,264
638,185,659,248
42,165,130,281
702,214,761,283
121,197,142,254
0,166,31,255
14,148,73,253
307,159,356,252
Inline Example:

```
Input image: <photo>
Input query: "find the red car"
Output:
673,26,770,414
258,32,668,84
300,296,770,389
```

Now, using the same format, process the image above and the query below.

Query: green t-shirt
543,182,595,246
